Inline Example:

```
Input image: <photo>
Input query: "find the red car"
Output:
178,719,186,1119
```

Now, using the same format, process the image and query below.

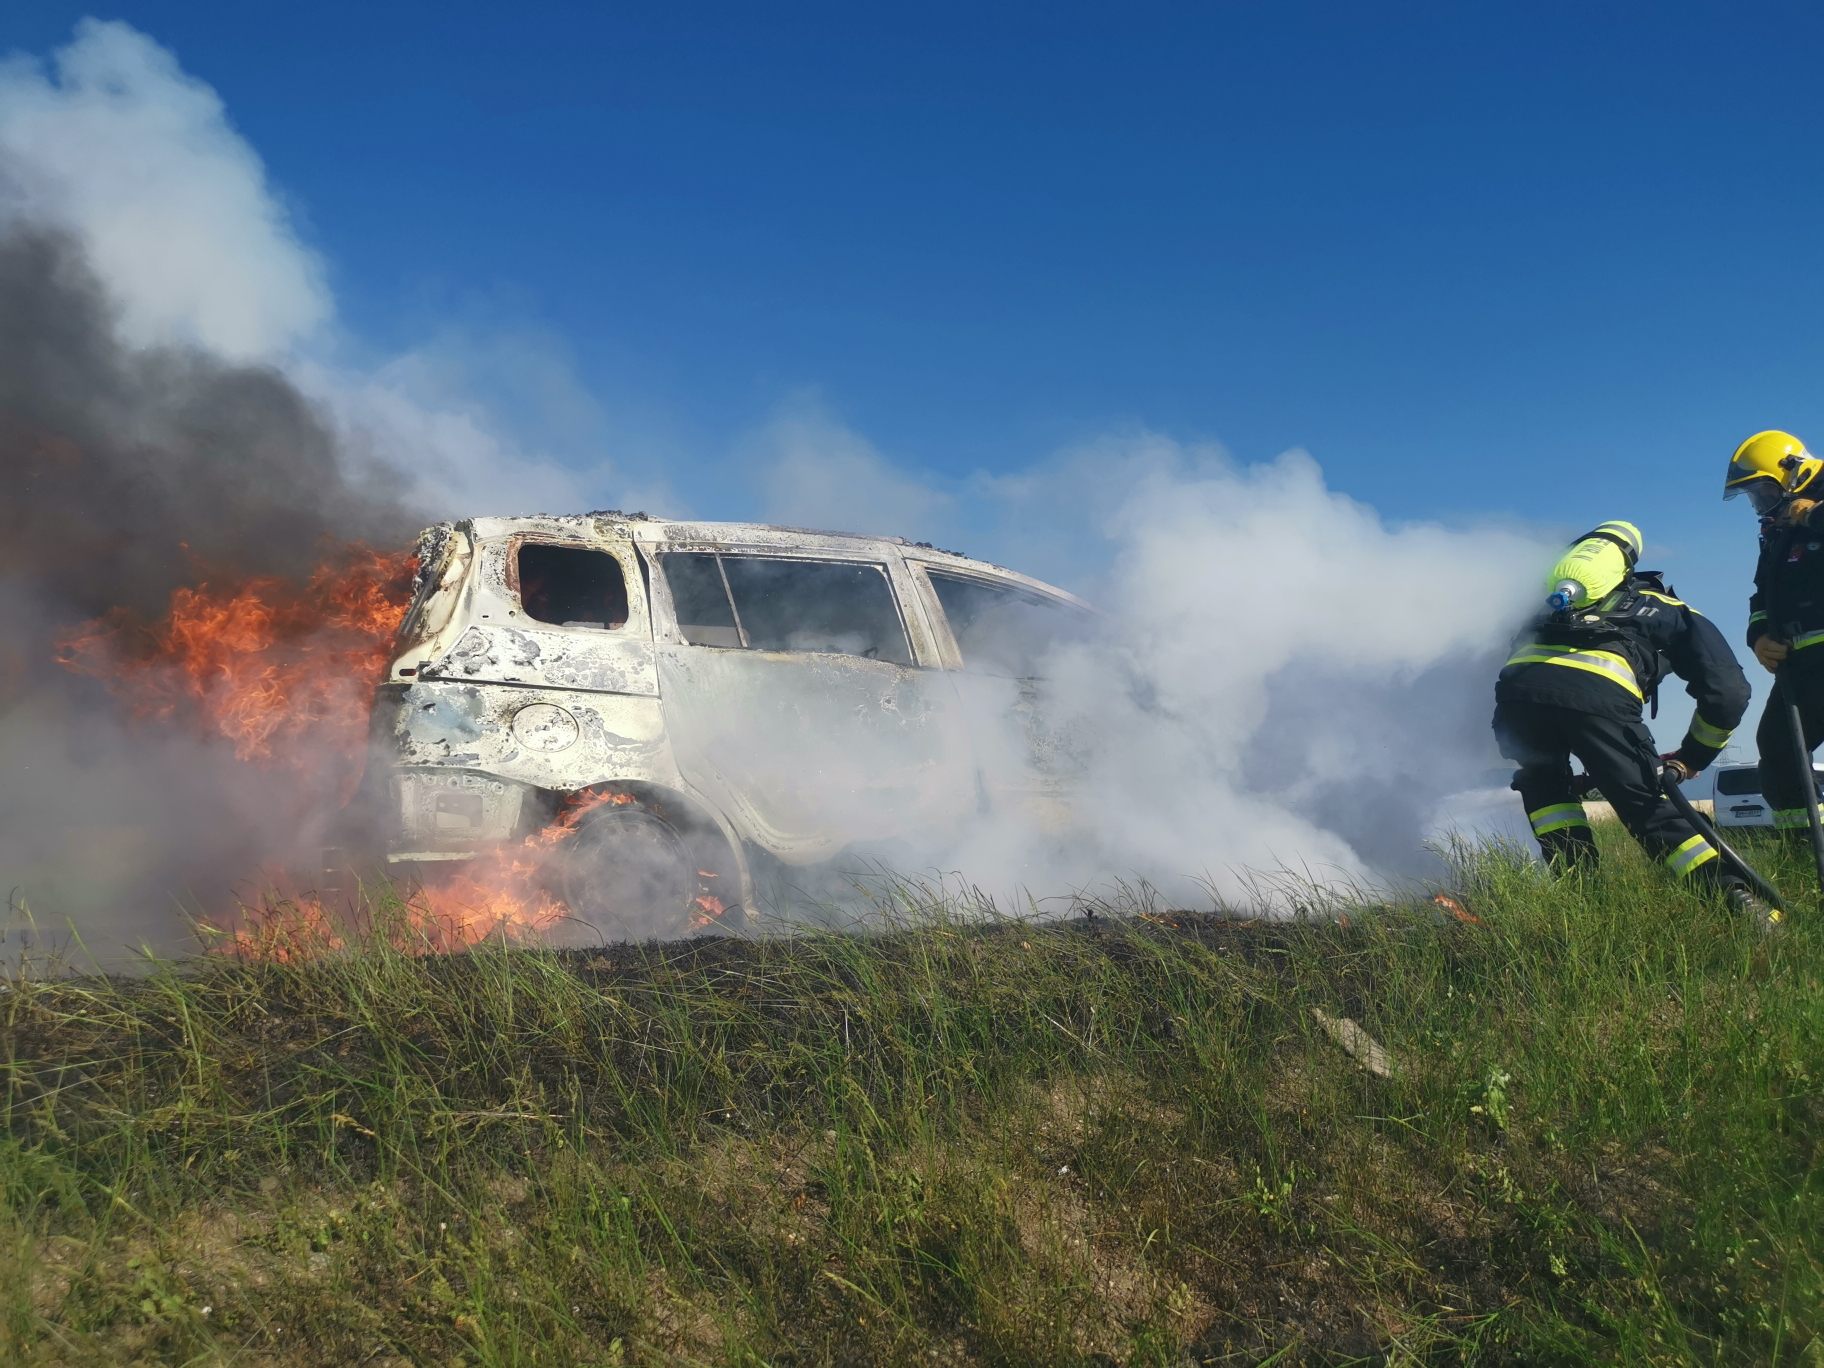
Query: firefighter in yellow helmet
1492,521,1769,924
1725,429,1824,835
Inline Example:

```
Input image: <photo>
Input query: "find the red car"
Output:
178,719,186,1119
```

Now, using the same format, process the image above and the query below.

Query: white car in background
1711,761,1824,829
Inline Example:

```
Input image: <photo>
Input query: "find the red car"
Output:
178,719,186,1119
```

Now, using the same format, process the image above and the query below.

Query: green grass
2,831,1821,1365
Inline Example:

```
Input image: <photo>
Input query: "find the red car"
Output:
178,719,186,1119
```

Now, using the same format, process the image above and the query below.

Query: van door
906,564,1098,828
650,548,974,861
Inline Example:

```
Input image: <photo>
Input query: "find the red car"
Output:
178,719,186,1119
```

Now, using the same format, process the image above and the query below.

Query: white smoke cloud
295,349,637,521
736,420,1551,906
754,397,955,535
0,19,632,522
1050,440,1546,891
0,19,330,359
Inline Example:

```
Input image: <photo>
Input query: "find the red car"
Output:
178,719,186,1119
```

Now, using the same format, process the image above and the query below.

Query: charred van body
371,513,1094,938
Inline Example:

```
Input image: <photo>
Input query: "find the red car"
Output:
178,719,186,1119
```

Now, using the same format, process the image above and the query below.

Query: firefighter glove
1782,497,1820,527
1754,635,1791,673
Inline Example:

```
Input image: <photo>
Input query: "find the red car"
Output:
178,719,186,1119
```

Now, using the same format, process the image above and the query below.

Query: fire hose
1776,632,1824,897
1657,771,1788,912
1571,769,1787,912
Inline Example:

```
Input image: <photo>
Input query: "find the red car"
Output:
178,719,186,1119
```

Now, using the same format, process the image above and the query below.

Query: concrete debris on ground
1310,1008,1395,1079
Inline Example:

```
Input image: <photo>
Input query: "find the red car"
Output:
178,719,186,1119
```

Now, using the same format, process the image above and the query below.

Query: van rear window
662,554,912,666
1715,768,1761,796
517,544,630,629
1716,765,1824,795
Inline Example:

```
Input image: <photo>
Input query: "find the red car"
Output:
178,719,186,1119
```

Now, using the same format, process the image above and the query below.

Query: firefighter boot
1723,882,1785,936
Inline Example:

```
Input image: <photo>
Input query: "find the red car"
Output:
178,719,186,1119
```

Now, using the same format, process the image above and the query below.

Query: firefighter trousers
1492,700,1728,884
1754,651,1824,832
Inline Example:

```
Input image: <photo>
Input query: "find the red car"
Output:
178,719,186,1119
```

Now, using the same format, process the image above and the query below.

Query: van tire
548,803,700,943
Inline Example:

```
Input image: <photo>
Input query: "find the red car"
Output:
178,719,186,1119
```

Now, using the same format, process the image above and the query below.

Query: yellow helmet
1725,430,1822,512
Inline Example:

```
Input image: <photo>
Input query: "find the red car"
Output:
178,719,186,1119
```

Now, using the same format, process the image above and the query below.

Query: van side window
518,543,629,630
661,554,913,666
665,553,742,648
723,558,912,665
928,572,1087,677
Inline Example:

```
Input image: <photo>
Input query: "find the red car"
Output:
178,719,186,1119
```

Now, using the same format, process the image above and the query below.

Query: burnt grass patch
2,834,1821,1364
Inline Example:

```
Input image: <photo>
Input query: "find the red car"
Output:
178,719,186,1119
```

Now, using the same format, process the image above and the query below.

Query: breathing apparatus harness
1536,525,1672,717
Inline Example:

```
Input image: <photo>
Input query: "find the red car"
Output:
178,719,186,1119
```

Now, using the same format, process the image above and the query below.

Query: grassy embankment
2,831,1820,1365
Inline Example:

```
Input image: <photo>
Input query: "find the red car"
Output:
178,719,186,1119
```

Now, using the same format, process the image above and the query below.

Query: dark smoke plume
2,226,418,621
0,224,424,960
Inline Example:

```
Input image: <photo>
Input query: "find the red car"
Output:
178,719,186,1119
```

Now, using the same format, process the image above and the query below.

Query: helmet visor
1744,479,1785,516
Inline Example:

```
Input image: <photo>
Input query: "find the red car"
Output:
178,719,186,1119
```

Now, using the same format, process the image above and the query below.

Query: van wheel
548,804,699,943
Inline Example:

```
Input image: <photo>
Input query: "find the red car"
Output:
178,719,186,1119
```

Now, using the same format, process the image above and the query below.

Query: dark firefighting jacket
1496,574,1750,771
1747,514,1824,653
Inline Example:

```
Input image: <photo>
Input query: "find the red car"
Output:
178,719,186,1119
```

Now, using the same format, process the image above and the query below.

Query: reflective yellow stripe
1640,590,1689,609
1749,611,1769,625
1793,630,1824,652
1504,645,1644,701
1689,715,1732,749
1591,521,1644,557
1665,834,1719,878
1527,803,1590,836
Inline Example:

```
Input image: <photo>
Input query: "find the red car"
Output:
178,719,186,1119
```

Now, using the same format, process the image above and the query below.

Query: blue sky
8,3,1824,758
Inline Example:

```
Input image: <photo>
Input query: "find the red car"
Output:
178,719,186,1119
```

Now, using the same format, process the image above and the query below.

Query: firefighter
1491,520,1771,924
1725,429,1824,840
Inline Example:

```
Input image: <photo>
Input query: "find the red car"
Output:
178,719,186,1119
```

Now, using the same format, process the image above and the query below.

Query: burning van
372,513,1095,938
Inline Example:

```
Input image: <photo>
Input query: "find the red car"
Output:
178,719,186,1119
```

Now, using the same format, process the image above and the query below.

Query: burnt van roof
452,511,1089,608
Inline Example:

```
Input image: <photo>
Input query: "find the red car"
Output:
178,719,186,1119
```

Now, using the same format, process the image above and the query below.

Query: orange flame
57,546,415,799
218,891,348,963
212,787,717,958
1431,892,1481,926
407,788,644,947
690,893,728,930
405,788,733,951
56,543,732,958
